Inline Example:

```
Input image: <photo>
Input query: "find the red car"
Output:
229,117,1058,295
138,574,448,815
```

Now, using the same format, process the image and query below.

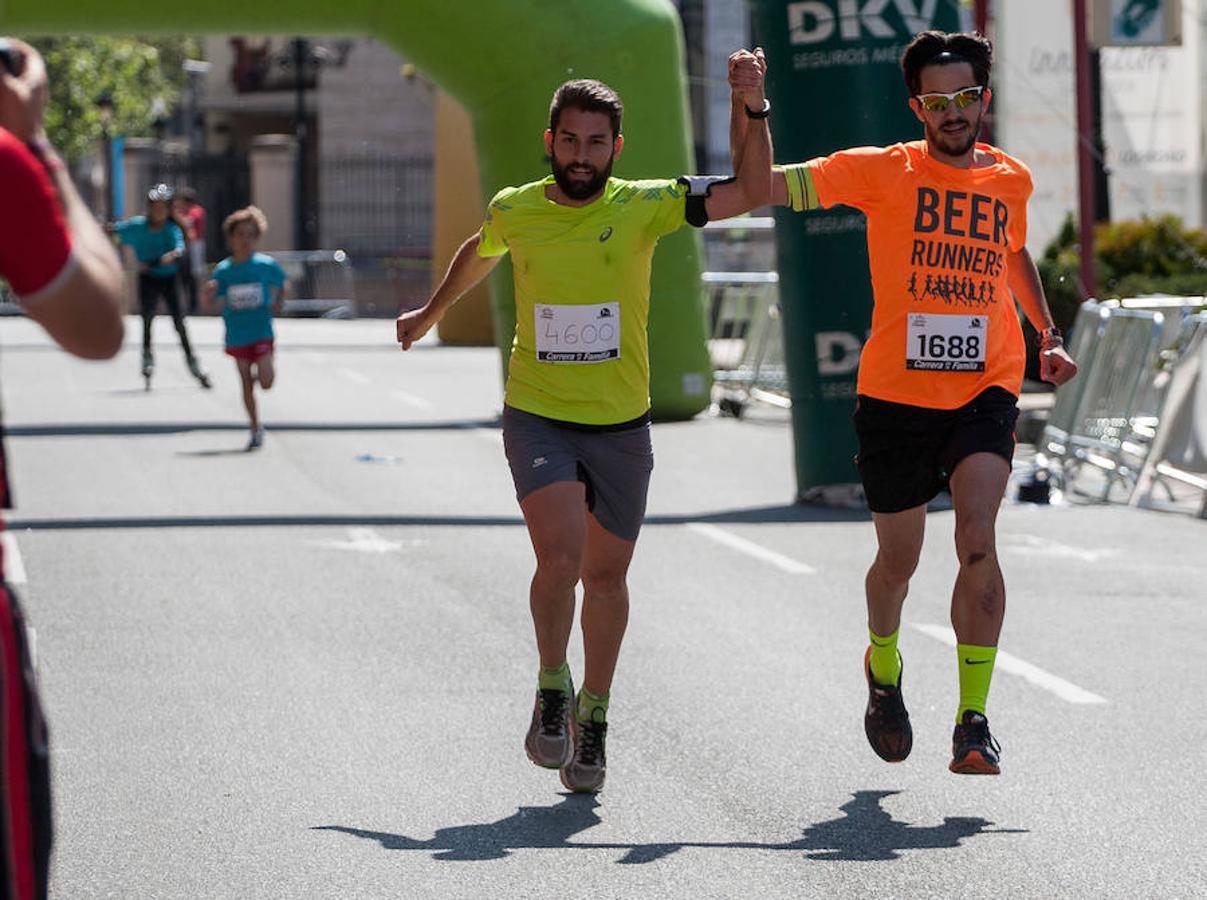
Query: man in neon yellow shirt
397,50,771,792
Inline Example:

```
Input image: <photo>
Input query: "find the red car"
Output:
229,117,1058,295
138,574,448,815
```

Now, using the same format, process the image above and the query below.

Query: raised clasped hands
728,46,767,110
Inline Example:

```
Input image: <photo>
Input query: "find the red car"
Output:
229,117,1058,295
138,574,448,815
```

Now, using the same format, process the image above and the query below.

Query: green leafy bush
1025,214,1207,379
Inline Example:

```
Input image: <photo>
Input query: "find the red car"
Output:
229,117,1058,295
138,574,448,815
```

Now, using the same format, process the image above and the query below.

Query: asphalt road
2,315,1204,899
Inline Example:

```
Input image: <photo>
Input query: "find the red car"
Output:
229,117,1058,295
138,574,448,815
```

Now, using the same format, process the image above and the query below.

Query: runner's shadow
313,789,1026,864
314,793,604,861
780,789,1026,861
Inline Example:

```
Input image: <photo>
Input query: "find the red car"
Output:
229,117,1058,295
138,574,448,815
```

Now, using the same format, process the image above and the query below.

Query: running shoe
560,715,607,793
141,350,154,390
246,426,265,451
864,646,912,763
524,687,574,769
949,710,1001,775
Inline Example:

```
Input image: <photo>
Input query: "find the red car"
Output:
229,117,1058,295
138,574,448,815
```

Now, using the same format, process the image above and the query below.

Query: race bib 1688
905,313,987,372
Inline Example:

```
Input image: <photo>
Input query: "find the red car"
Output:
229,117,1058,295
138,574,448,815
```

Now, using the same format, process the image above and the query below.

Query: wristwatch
1039,326,1063,348
744,98,771,120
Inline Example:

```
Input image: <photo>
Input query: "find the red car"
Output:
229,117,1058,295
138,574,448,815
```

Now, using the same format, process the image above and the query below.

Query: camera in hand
0,38,25,77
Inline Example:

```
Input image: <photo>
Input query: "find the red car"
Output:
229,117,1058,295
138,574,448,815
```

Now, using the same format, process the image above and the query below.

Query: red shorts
225,339,274,361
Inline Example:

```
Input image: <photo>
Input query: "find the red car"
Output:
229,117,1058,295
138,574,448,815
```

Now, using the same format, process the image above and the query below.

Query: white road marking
686,523,816,575
2,532,27,583
307,527,420,554
336,368,370,385
999,533,1114,563
456,422,504,444
911,623,1107,704
392,390,433,410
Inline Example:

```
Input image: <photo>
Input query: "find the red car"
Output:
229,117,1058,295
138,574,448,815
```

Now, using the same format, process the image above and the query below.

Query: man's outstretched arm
1006,246,1077,385
396,233,501,350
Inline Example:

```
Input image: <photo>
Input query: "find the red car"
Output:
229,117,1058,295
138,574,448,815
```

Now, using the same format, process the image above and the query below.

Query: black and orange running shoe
949,710,1002,775
863,646,912,763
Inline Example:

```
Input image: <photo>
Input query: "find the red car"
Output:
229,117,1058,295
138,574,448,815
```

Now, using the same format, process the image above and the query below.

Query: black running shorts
852,387,1020,514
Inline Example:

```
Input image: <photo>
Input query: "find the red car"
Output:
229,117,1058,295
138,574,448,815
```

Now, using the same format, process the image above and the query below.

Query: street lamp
149,97,169,184
182,58,212,157
281,37,353,251
95,91,115,222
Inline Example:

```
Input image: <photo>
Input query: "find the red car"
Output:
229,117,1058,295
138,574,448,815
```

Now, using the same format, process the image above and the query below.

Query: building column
249,135,298,252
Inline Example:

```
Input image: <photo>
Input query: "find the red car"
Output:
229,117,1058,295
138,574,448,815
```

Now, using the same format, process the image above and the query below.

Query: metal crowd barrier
1111,295,1205,437
1039,302,1164,500
703,271,789,417
273,250,357,319
1129,312,1207,517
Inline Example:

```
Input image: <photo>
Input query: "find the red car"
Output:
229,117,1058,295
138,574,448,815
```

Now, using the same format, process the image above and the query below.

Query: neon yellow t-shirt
477,175,687,425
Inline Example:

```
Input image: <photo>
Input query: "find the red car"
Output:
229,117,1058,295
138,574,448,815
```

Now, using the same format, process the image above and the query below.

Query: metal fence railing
1130,312,1207,517
154,152,252,263
272,250,357,319
319,154,431,258
704,271,788,417
1038,295,1207,503
1039,302,1164,500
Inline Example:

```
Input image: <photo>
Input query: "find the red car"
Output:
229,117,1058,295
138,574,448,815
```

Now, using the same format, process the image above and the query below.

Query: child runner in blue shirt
203,206,287,450
110,183,211,390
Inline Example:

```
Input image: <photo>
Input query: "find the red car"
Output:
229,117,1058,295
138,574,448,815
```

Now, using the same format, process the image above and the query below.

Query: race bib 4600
535,302,621,363
905,313,987,372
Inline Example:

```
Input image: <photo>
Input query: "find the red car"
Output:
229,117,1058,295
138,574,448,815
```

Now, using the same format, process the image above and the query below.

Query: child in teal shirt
203,206,287,450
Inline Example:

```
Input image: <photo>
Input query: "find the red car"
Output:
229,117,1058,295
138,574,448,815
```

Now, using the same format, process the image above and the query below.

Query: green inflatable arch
0,0,713,419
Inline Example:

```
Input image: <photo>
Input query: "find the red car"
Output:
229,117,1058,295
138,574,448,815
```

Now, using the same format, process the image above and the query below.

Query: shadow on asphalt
4,419,501,437
8,505,870,531
312,790,1025,864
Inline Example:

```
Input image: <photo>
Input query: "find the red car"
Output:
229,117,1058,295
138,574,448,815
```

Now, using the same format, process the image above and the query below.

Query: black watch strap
744,98,771,120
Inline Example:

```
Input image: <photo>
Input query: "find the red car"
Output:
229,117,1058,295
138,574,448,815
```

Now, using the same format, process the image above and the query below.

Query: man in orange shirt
735,31,1077,774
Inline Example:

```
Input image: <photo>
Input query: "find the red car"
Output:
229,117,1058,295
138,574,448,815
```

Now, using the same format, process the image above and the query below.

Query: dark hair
901,31,993,96
549,79,623,140
178,186,198,204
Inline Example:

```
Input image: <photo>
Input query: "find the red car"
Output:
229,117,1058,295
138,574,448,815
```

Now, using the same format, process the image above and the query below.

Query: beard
551,155,614,200
926,110,983,157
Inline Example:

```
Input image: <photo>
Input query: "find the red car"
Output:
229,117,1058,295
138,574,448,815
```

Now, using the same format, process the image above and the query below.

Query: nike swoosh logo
963,658,993,665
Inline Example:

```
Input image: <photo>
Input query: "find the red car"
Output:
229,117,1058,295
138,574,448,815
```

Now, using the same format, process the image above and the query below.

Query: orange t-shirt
803,141,1032,410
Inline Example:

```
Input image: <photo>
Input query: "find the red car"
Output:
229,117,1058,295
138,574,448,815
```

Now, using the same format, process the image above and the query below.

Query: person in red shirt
735,31,1077,775
173,186,207,313
1,37,125,900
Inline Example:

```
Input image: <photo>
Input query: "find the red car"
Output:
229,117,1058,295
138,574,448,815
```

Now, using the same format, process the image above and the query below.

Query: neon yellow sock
577,687,609,724
538,662,572,695
957,644,998,721
868,628,902,686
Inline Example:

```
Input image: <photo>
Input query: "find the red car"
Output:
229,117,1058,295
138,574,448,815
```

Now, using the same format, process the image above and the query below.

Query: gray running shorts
502,405,654,542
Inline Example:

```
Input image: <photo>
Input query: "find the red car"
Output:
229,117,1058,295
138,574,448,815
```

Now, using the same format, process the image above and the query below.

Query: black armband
677,175,736,228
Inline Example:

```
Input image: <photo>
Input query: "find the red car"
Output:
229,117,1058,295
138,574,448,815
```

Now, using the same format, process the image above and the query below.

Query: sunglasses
916,85,985,112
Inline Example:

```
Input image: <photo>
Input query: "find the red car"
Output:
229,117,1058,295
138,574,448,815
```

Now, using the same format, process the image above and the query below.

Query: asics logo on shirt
599,226,613,243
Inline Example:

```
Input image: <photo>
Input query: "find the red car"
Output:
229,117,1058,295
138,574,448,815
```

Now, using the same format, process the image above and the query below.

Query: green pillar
751,0,962,500
1,0,712,419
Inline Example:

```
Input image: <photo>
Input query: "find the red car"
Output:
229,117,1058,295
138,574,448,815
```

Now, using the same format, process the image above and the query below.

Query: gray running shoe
560,716,607,793
524,688,574,769
246,426,265,451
